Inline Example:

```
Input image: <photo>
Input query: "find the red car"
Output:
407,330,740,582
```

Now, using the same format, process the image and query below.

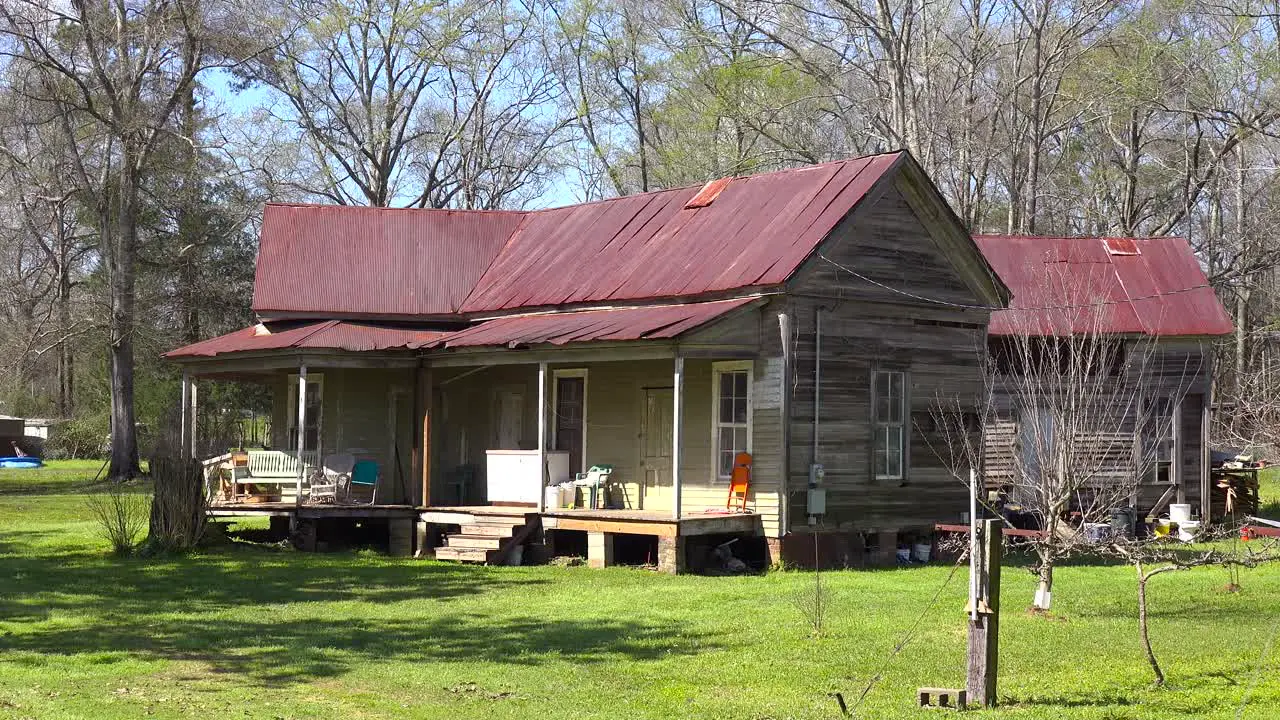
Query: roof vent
1104,238,1140,256
684,177,732,209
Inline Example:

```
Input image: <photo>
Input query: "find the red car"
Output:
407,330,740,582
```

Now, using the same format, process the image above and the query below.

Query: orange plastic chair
727,452,751,511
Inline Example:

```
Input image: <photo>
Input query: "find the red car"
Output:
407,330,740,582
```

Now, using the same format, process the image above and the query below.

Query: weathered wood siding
782,184,995,533
268,367,419,503
986,338,1214,515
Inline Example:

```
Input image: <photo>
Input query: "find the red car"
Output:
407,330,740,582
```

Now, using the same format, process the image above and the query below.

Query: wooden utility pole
967,518,1002,707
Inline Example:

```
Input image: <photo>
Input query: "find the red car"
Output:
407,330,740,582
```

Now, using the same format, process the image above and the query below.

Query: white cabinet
485,450,570,505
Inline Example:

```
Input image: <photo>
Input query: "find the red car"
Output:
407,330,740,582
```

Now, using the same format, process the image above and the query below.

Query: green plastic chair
573,464,615,509
350,460,379,504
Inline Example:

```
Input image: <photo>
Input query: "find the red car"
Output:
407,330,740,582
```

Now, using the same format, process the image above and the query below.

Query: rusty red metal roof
249,153,904,319
459,153,902,312
252,204,524,318
164,321,449,358
975,235,1232,337
424,298,758,349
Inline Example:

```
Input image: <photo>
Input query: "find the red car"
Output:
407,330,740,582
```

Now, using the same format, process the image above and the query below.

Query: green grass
1259,467,1280,518
0,462,1277,719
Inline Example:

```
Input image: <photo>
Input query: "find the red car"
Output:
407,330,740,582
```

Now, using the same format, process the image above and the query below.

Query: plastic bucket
1084,522,1111,543
912,543,932,563
1169,504,1192,524
895,548,911,564
1177,520,1201,543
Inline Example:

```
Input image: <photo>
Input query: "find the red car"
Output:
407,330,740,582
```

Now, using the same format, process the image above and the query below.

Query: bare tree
243,0,564,208
0,0,236,478
933,261,1202,611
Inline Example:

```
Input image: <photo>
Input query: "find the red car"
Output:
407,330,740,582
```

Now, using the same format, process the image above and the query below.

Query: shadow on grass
0,531,718,687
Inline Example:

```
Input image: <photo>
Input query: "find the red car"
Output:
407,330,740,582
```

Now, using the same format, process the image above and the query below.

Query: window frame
551,368,589,475
871,368,908,482
286,373,324,453
711,360,753,482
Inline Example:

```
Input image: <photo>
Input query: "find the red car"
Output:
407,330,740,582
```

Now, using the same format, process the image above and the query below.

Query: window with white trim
286,373,324,452
713,361,752,480
873,370,906,480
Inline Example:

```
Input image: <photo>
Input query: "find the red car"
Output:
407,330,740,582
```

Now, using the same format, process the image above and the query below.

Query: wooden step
434,547,491,563
459,523,517,537
467,515,533,525
446,534,503,550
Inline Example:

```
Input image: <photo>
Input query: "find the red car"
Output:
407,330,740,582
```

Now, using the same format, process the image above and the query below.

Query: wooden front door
640,387,674,510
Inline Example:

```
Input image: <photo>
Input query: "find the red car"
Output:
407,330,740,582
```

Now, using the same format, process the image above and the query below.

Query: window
286,374,323,452
713,361,752,480
873,370,906,480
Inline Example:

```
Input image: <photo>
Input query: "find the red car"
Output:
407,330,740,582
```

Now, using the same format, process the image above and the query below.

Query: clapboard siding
426,356,783,535
268,368,418,502
782,183,995,532
985,338,1213,516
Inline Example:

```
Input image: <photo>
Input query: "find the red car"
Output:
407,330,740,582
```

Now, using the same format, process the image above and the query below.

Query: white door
640,388,674,511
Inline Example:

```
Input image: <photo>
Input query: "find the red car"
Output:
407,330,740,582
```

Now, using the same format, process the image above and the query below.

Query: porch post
418,365,433,507
537,361,548,513
189,379,198,461
672,355,684,521
296,364,307,506
180,371,191,461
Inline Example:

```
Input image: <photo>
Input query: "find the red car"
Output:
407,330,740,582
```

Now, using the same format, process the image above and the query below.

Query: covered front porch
174,323,775,571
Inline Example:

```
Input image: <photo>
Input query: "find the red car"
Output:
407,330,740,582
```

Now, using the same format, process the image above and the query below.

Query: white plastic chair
308,453,355,503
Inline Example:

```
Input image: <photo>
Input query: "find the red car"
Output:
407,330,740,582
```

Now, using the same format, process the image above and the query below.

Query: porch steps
427,508,540,565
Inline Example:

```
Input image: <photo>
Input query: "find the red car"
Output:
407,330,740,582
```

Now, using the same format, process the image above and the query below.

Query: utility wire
817,254,1215,313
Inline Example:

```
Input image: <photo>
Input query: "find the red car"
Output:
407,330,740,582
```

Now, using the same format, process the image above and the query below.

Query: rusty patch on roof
683,177,733,209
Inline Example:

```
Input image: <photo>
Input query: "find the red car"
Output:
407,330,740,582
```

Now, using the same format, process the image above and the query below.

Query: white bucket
1177,519,1201,543
543,486,561,510
895,547,911,564
1170,504,1193,524
912,543,932,563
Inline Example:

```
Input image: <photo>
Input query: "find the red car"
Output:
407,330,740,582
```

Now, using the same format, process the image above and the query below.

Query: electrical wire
848,550,968,714
816,254,1215,313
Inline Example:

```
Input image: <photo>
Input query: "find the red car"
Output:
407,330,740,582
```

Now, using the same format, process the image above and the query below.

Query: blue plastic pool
0,457,42,469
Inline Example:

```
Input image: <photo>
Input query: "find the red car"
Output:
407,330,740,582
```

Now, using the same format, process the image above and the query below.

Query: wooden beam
295,365,307,506
418,366,433,507
967,518,1002,708
672,355,684,521
1173,397,1185,504
542,517,679,537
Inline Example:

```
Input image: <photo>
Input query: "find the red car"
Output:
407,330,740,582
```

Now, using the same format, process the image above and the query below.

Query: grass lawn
1,462,1277,719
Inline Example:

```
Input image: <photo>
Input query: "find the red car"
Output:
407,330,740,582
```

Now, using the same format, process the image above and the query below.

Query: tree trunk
1033,560,1054,610
1135,562,1165,686
107,158,141,480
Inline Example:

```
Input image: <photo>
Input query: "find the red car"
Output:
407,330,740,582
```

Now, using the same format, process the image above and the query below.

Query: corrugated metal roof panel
976,235,1232,337
425,298,757,349
165,321,449,358
251,204,525,317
